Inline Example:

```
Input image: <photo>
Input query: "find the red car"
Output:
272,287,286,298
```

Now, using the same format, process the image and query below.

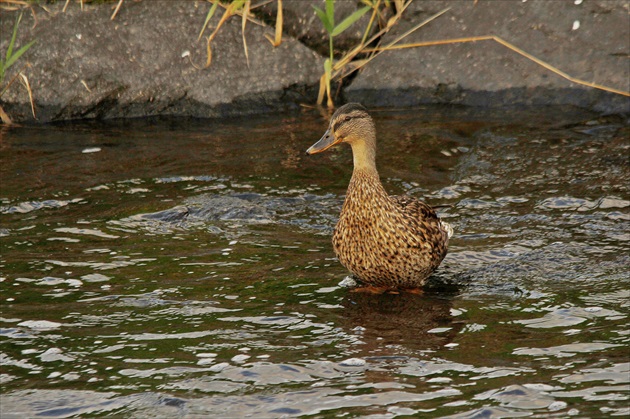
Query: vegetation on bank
0,0,628,124
0,11,35,123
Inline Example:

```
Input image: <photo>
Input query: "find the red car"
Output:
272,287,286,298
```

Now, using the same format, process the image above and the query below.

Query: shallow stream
1,106,629,417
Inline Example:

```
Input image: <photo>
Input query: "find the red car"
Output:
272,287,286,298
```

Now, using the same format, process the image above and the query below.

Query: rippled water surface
1,106,629,418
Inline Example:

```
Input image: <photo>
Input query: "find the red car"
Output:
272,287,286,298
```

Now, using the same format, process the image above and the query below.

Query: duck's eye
344,116,352,122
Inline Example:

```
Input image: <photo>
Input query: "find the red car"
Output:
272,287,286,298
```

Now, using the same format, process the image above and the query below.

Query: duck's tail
440,220,454,241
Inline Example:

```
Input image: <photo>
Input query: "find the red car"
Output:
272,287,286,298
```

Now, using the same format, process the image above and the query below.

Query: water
1,106,628,418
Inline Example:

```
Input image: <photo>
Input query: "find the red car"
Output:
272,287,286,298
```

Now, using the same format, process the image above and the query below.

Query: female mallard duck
306,103,453,292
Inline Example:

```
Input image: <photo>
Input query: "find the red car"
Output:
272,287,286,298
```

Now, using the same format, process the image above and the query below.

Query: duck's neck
350,138,378,176
347,138,388,203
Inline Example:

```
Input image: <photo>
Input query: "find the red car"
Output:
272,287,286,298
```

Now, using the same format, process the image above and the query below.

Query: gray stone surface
1,0,628,123
0,1,323,123
346,0,629,113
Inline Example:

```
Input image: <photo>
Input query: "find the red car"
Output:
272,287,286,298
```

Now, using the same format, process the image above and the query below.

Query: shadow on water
341,292,462,354
1,106,629,417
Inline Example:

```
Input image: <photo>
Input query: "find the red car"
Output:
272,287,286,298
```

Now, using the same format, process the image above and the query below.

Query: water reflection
341,292,461,354
1,107,628,417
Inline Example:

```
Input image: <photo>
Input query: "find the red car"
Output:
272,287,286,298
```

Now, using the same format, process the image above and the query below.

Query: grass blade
332,6,370,37
313,6,333,34
242,0,250,67
198,1,219,41
0,104,12,125
361,0,380,45
325,0,335,27
6,13,22,62
349,7,450,76
273,0,283,46
324,58,333,107
201,2,239,68
317,74,326,105
19,72,36,119
4,40,35,71
111,0,123,20
204,37,213,68
265,0,283,46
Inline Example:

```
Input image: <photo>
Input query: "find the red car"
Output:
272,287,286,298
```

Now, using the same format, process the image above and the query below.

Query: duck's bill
306,129,341,155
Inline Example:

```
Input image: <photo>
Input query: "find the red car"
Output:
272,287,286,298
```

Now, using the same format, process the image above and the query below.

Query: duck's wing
391,195,439,220
391,195,454,242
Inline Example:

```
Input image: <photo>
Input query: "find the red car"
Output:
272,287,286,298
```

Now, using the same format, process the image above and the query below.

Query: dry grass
366,35,630,98
18,72,35,119
194,0,276,69
332,5,449,91
264,0,283,47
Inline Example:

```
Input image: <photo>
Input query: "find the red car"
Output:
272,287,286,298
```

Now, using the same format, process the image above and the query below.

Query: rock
346,0,630,113
0,1,323,123
1,1,627,122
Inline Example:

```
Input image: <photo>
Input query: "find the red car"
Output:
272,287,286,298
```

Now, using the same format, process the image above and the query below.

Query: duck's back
332,171,450,288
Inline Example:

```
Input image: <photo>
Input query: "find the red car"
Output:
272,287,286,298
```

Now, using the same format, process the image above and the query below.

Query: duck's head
306,103,376,155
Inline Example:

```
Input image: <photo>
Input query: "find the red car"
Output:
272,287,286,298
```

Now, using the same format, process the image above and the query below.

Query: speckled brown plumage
306,103,452,289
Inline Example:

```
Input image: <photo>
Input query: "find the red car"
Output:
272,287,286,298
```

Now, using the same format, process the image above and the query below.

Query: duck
306,103,453,292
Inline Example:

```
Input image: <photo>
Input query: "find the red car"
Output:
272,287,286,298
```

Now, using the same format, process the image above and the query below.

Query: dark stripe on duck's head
331,103,370,133
334,103,367,117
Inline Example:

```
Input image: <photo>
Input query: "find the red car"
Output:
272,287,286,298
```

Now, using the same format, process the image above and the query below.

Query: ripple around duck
115,192,340,235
